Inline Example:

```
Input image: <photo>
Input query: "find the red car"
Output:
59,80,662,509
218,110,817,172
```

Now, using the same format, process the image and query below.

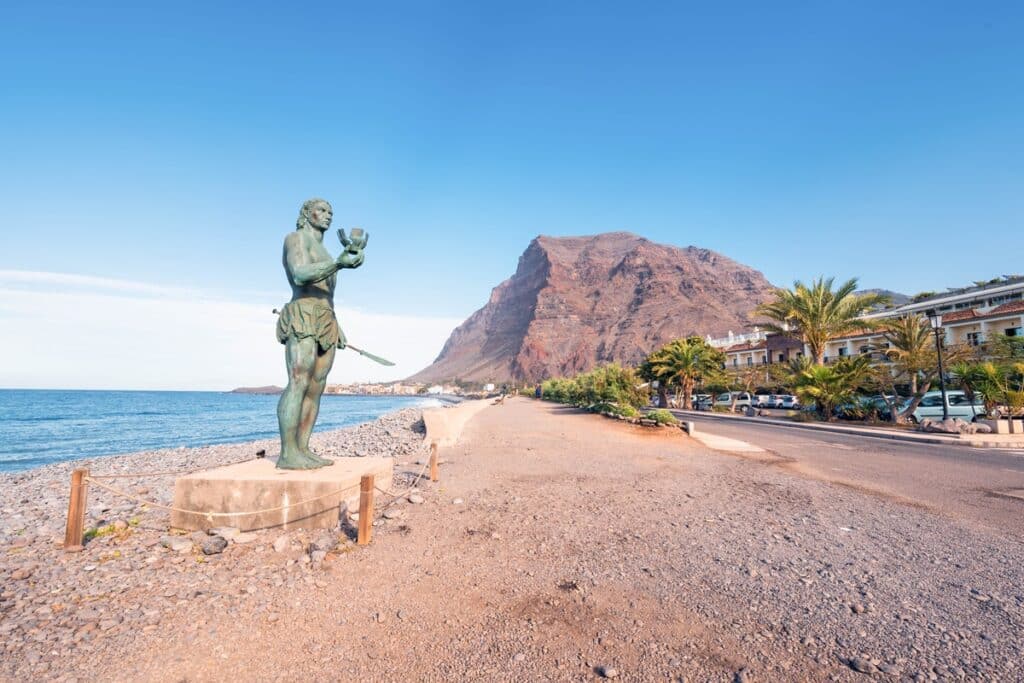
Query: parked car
779,395,800,409
869,395,905,421
834,395,900,421
714,392,754,409
692,394,713,410
754,394,773,408
911,390,985,423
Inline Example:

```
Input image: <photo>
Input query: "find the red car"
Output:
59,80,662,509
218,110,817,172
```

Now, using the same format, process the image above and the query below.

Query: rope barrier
86,476,356,520
83,438,437,522
372,459,431,511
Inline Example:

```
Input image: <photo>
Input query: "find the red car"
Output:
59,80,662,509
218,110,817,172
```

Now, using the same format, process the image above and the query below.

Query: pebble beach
0,407,428,680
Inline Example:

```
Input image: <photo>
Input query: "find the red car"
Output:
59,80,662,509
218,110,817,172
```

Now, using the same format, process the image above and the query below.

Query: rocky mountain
857,288,910,308
409,232,777,384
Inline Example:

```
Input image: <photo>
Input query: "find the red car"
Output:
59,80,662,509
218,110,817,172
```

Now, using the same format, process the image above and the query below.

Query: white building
827,277,1024,361
715,277,1024,372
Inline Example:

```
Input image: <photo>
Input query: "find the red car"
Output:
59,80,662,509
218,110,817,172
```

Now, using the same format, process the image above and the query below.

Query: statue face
309,203,333,231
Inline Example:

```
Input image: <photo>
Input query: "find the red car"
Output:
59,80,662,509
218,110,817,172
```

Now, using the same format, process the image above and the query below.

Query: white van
911,390,985,422
714,392,754,409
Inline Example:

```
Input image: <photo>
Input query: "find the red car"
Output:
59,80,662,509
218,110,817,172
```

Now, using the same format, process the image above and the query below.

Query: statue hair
296,198,331,230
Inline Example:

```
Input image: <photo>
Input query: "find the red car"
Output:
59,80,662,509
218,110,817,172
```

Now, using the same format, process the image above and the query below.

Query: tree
949,361,990,413
643,337,725,410
638,357,671,408
791,355,873,421
951,360,1024,418
873,314,969,422
719,363,766,412
756,277,889,365
879,315,932,396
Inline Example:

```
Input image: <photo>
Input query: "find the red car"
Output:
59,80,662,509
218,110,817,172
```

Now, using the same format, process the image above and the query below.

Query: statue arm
284,234,340,285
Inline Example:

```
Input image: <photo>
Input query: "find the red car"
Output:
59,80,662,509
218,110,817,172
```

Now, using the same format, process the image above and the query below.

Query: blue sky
1,2,1022,388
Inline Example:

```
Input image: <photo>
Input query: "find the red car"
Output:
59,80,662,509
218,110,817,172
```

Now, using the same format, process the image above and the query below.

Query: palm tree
757,277,889,365
950,360,991,417
879,315,932,395
644,337,725,410
792,355,872,420
872,314,971,422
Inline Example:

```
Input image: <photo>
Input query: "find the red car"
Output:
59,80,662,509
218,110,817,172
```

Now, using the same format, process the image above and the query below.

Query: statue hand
336,248,365,269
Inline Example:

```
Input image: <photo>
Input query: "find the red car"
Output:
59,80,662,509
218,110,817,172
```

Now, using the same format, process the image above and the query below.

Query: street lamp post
925,309,949,420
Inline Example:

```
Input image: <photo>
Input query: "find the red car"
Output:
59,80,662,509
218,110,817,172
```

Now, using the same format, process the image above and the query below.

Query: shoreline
0,404,435,680
0,405,429,538
0,393,444,475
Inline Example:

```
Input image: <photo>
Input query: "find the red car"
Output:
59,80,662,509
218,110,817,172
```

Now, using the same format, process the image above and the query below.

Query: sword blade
346,344,395,366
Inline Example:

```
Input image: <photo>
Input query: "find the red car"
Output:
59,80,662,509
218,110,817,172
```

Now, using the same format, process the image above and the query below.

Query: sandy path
23,398,1024,681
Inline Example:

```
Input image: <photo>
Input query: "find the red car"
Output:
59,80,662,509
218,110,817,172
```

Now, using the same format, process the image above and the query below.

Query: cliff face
409,232,775,384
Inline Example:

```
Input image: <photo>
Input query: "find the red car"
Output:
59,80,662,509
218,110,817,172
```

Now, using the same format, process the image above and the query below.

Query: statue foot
276,449,326,470
303,450,335,467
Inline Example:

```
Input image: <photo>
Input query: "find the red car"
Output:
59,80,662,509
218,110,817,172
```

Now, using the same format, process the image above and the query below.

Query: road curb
669,410,1024,450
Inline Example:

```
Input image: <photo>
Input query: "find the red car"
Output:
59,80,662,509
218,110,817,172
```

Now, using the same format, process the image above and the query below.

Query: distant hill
230,385,283,395
409,232,776,384
858,289,910,308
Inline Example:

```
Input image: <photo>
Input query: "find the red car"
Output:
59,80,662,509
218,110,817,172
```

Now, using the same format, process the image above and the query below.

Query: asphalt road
673,412,1024,541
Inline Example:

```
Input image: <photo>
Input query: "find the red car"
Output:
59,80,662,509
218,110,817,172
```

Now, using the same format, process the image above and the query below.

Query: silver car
779,395,800,409
911,390,984,422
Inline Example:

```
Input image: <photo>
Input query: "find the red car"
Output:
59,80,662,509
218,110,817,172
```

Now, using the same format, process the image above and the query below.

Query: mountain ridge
409,232,777,384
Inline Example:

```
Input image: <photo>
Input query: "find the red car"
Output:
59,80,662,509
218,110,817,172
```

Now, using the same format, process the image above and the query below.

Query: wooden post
357,474,374,546
429,442,439,482
64,468,88,551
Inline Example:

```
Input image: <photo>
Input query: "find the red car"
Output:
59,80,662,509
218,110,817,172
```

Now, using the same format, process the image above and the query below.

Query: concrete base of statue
171,456,393,532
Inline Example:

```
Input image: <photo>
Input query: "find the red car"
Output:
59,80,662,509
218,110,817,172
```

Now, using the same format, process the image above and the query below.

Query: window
838,347,848,357
859,345,870,354
778,353,785,362
920,395,943,407
1007,327,1022,337
966,332,982,346
762,354,768,365
746,357,753,366
732,358,738,367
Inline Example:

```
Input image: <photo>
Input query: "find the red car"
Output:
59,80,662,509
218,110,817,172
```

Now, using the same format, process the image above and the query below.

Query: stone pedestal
171,457,393,532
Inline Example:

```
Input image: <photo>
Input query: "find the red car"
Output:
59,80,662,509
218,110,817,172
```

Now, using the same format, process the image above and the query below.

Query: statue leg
298,344,336,466
276,337,323,470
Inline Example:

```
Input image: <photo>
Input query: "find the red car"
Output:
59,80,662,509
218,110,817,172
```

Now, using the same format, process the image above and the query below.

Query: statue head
296,198,333,231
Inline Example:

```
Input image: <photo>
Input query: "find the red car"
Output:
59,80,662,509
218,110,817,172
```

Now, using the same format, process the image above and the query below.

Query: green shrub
591,401,640,418
540,364,647,411
617,404,639,418
711,405,731,413
644,409,679,425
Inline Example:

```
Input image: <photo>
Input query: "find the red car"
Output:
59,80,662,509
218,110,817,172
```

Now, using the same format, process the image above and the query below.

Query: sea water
0,390,440,473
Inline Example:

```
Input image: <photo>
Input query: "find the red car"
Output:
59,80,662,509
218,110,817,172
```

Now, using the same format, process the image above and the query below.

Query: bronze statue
275,198,367,469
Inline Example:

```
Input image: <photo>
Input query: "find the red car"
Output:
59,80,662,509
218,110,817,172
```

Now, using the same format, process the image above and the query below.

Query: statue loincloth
276,299,346,351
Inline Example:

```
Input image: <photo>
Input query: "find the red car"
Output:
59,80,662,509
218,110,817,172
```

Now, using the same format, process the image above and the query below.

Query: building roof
991,300,1024,315
941,301,1024,323
865,277,1024,319
722,341,766,353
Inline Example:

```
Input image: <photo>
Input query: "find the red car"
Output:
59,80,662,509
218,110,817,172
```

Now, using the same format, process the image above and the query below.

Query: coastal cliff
409,232,775,383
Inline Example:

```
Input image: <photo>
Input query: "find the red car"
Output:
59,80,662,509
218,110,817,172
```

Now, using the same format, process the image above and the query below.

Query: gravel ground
0,407,427,681
2,398,1023,682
